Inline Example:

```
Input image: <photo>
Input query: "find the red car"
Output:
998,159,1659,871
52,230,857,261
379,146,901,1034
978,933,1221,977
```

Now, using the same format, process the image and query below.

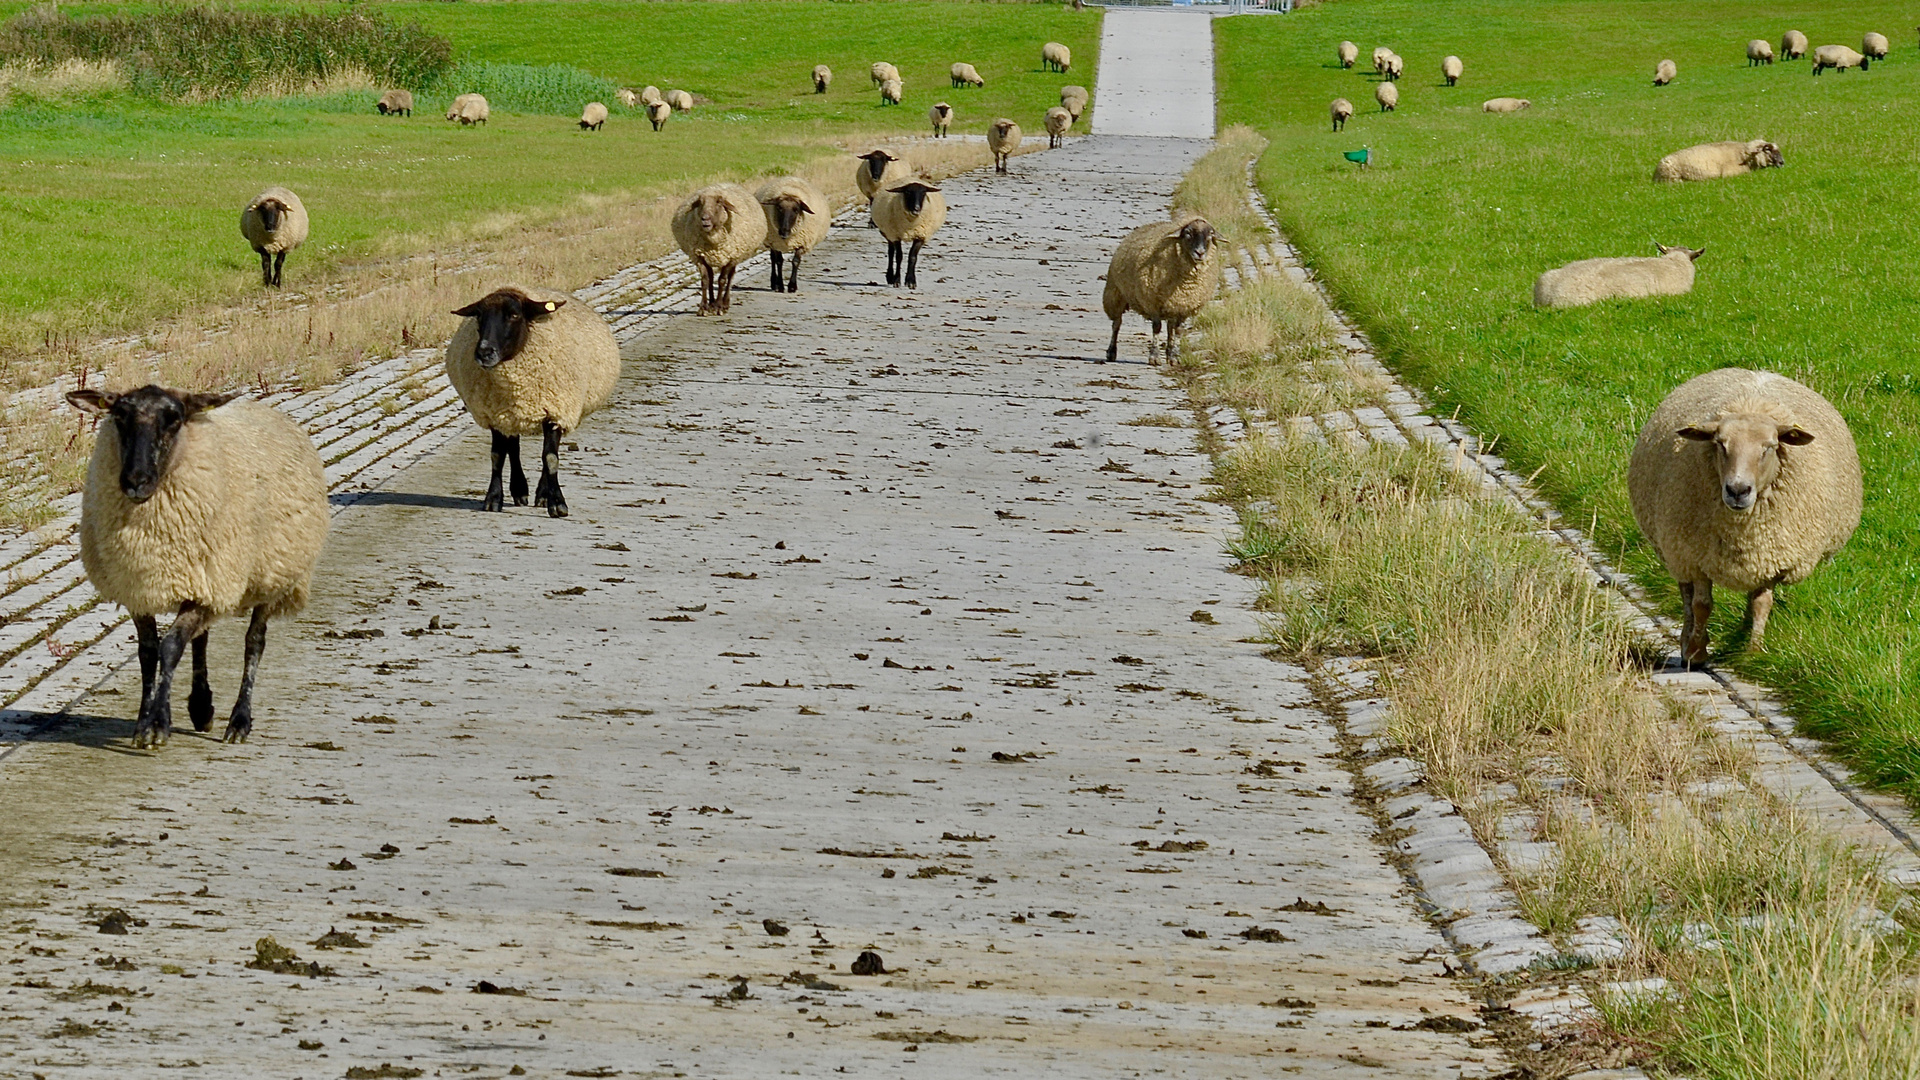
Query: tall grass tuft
427,61,627,118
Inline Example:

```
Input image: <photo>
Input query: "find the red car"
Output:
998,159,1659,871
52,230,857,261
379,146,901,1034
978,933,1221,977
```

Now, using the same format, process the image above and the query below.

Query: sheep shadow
1,707,164,757
331,491,474,511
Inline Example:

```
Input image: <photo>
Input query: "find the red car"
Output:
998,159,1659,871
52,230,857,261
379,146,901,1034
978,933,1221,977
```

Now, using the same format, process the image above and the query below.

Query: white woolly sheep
579,101,608,130
667,89,694,112
929,102,953,137
950,62,984,88
813,65,832,93
672,183,767,315
988,117,1022,173
445,285,620,520
647,99,672,130
1812,44,1868,73
1781,30,1808,60
1330,97,1353,131
880,77,903,105
1863,32,1890,60
1746,39,1774,66
1483,97,1531,113
66,385,327,748
447,92,489,125
1654,58,1677,85
1372,45,1393,73
1042,42,1071,73
756,176,830,293
1442,55,1463,85
1375,80,1398,112
376,89,412,116
1654,139,1783,182
1060,84,1089,120
1044,105,1072,148
1627,367,1861,664
1533,242,1702,308
641,85,663,105
1382,52,1404,81
1338,41,1359,69
616,87,639,108
855,149,910,208
240,187,308,288
871,61,900,86
871,181,946,289
1103,215,1221,365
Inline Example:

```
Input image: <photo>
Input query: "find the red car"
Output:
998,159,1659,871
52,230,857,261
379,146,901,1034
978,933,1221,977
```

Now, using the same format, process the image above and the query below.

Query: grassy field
1215,2,1920,800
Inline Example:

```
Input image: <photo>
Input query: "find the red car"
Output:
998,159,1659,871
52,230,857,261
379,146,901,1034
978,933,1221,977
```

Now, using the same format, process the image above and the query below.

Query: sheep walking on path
672,183,768,315
757,177,830,293
66,386,328,748
855,149,910,217
1533,242,1703,307
988,118,1022,173
1102,215,1221,365
1654,139,1782,182
1628,368,1861,665
240,187,307,288
872,182,946,289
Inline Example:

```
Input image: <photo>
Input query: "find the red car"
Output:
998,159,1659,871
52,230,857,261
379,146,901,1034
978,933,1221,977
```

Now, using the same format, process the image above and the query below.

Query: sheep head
1745,140,1784,169
859,150,898,181
67,385,239,503
453,288,565,370
1677,410,1814,512
253,197,288,232
689,191,735,234
887,182,940,214
763,193,815,240
1175,217,1220,264
1654,242,1705,261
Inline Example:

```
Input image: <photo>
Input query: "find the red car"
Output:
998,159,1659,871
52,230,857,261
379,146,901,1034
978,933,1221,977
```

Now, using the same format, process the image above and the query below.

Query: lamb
988,118,1022,173
640,85,663,105
1746,39,1774,66
950,62,984,88
1627,368,1861,664
1330,97,1353,131
855,149,910,208
1044,105,1073,148
1060,84,1089,120
1102,215,1221,365
880,77,903,105
1654,58,1677,85
1042,42,1071,73
1382,52,1404,81
813,65,832,93
616,87,640,108
1375,80,1399,112
1781,30,1808,60
66,385,327,748
667,89,694,112
871,181,946,289
1532,242,1703,308
376,89,412,116
929,101,953,137
1483,97,1531,113
1863,32,1890,60
447,92,488,125
445,285,620,520
240,187,308,288
579,101,608,130
1372,46,1393,73
870,61,900,87
1338,41,1359,69
1812,45,1868,73
671,183,767,315
1653,139,1783,182
647,99,672,130
1442,55,1463,85
756,176,830,293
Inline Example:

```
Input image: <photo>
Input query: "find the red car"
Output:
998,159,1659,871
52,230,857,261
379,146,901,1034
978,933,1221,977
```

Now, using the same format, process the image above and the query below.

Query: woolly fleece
445,285,620,437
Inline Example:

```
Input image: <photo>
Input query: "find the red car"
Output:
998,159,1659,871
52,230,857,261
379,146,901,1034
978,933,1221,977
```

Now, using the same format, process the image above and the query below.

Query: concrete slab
1093,9,1217,138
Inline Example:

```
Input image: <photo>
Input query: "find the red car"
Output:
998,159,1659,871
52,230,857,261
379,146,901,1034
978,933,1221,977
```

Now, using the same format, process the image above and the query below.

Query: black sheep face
254,198,287,232
453,289,567,370
888,182,940,214
1177,218,1218,263
66,385,237,503
764,195,814,240
860,151,897,181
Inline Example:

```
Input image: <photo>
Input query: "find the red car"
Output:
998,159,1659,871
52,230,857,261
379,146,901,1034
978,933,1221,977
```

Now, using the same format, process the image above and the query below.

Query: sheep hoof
482,492,504,513
546,499,570,519
188,684,215,732
222,710,253,743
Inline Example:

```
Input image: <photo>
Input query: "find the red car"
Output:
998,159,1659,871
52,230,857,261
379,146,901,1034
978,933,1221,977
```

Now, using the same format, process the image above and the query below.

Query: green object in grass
1342,146,1370,168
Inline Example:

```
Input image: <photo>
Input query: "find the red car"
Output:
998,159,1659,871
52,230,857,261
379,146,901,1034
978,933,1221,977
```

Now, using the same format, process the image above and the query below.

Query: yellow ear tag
544,302,557,311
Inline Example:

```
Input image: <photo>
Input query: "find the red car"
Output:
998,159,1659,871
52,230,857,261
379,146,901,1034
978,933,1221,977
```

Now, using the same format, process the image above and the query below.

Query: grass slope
1214,2,1920,796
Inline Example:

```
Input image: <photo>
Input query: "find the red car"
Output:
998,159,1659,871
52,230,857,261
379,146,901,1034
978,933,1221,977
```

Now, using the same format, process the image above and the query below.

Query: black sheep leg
187,630,215,732
885,241,902,286
507,435,529,505
536,419,569,518
134,615,159,705
256,248,273,287
696,260,716,314
134,603,216,749
786,252,802,292
1166,316,1185,363
1150,319,1164,364
1105,318,1122,364
484,430,509,511
770,251,786,293
718,265,738,312
271,250,287,288
905,239,925,289
223,607,269,743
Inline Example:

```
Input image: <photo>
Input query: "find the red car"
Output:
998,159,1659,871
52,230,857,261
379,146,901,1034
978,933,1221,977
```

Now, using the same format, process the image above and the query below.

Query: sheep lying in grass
1532,242,1703,308
757,177,830,293
1781,30,1808,60
856,149,909,209
929,102,953,137
617,87,639,108
813,65,831,94
641,85,663,105
672,184,767,315
241,187,307,289
376,89,412,116
872,181,946,289
1654,139,1782,182
1482,97,1531,113
647,99,671,130
1628,367,1861,665
870,61,899,87
667,89,694,112
1746,39,1775,66
1102,215,1221,365
579,102,608,130
950,62,984,88
1338,41,1359,69
1442,55,1463,85
1042,42,1071,73
880,77,903,105
446,286,620,519
1375,81,1398,112
1655,58,1677,85
1044,105,1072,148
447,92,489,125
1330,97,1353,131
1863,32,1890,60
988,118,1021,173
67,386,327,748
1060,84,1089,119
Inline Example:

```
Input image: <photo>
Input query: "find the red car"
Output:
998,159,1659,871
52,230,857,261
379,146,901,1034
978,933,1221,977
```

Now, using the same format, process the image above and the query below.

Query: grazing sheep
445,285,620,520
1383,52,1404,81
667,89,694,112
1375,80,1399,112
813,64,832,93
671,183,767,315
1372,45,1393,73
579,102,608,130
1812,44,1868,73
871,182,946,290
66,386,327,748
1042,42,1071,73
641,85,663,105
1483,96,1531,113
1103,215,1221,365
240,187,308,289
1060,84,1089,120
1532,242,1703,308
756,177,831,293
1044,105,1073,148
1654,139,1783,182
1627,368,1861,664
1655,58,1677,85
870,61,900,87
376,89,412,116
988,118,1022,173
447,92,489,125
929,101,953,137
950,62,984,88
616,87,639,108
880,77,903,105
855,149,910,210
1330,97,1353,131
1746,39,1775,66
1442,55,1463,85
1338,41,1359,69
1781,30,1808,60
646,99,672,130
1863,32,1890,60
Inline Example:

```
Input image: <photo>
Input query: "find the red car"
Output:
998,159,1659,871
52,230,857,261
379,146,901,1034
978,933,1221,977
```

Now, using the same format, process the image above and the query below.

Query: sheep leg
696,260,716,315
905,239,925,289
222,607,268,743
1150,319,1164,365
272,250,287,288
256,248,272,287
1105,318,1122,364
770,251,786,293
484,430,509,511
134,615,159,708
1746,586,1776,650
187,631,215,732
885,241,902,286
134,603,217,749
787,252,802,292
538,419,569,519
718,265,737,313
507,435,529,505
1166,316,1184,363
1680,580,1714,667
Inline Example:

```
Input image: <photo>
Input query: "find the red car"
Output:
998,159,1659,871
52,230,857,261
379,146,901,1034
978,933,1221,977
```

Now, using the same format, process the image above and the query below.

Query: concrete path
1093,8,1217,138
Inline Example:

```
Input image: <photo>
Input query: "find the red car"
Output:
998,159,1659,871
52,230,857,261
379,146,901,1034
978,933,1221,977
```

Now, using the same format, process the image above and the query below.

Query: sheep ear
1676,424,1718,442
452,299,488,317
180,391,240,417
1779,426,1814,446
1687,244,1705,261
794,200,815,215
66,389,117,415
523,297,566,318
1654,242,1671,255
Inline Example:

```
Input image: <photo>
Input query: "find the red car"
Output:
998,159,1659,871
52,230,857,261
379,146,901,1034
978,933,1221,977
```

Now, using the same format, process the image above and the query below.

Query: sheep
640,85,663,105
1102,215,1221,365
1654,139,1783,182
813,65,831,94
1654,58,1677,85
616,87,639,108
1812,45,1868,73
65,385,327,748
880,77,903,105
375,89,412,116
1483,97,1531,113
1746,39,1775,66
1060,84,1089,120
647,99,672,130
445,285,620,520
988,118,1022,173
1863,32,1890,60
929,101,953,137
1330,97,1353,132
240,187,308,289
950,62,984,88
756,176,830,293
1626,368,1861,665
671,183,767,315
1338,41,1359,69
1441,55,1463,85
1372,45,1393,73
1532,242,1703,308
579,102,608,130
447,92,489,125
1382,52,1404,81
1375,80,1398,112
1042,42,1071,73
870,61,900,87
1044,105,1073,148
667,89,694,112
871,181,946,289
855,149,910,211
1781,30,1808,60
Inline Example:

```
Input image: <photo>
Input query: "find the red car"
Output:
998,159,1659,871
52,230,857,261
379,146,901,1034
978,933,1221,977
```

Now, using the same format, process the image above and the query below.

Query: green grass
1214,1,1920,801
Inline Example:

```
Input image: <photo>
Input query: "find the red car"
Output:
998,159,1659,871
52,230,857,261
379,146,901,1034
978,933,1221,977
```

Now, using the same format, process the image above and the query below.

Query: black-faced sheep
1044,105,1072,148
813,65,832,94
855,149,910,210
1653,139,1782,182
929,102,953,137
1746,39,1775,66
1330,97,1353,132
1338,41,1359,69
671,184,768,315
1042,42,1071,73
240,187,307,289
579,102,608,130
1812,45,1867,73
950,62,984,88
1532,242,1702,308
1863,32,1890,60
988,118,1022,173
757,177,830,293
1442,55,1463,85
376,89,412,116
1781,30,1808,60
1654,58,1677,85
872,182,946,289
1102,215,1221,365
66,386,327,748
647,99,672,130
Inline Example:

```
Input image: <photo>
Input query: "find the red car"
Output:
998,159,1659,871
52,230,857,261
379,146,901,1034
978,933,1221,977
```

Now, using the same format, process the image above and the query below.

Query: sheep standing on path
1746,39,1775,66
1533,242,1703,308
1338,41,1359,69
1330,97,1353,132
1441,55,1463,86
950,62,984,88
1654,139,1782,182
757,177,830,293
1781,30,1808,60
1375,81,1398,112
1654,58,1677,85
66,386,327,748
445,286,620,519
579,102,608,130
988,118,1022,173
872,181,946,290
929,102,953,137
1044,106,1073,148
240,187,307,289
376,89,412,116
1102,215,1221,365
1042,42,1072,73
813,65,832,93
1628,368,1861,665
1813,44,1869,73
855,149,910,212
672,183,767,315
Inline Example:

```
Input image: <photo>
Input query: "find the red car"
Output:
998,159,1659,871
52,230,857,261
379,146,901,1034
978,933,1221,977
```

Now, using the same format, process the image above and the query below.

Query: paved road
1093,8,1218,139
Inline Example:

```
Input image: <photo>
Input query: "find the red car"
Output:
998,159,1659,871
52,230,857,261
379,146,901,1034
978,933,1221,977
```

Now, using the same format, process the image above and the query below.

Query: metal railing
1091,0,1289,11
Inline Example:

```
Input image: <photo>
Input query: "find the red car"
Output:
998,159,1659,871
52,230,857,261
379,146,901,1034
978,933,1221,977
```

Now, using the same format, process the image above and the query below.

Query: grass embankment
1213,2,1920,800
1172,134,1920,1080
